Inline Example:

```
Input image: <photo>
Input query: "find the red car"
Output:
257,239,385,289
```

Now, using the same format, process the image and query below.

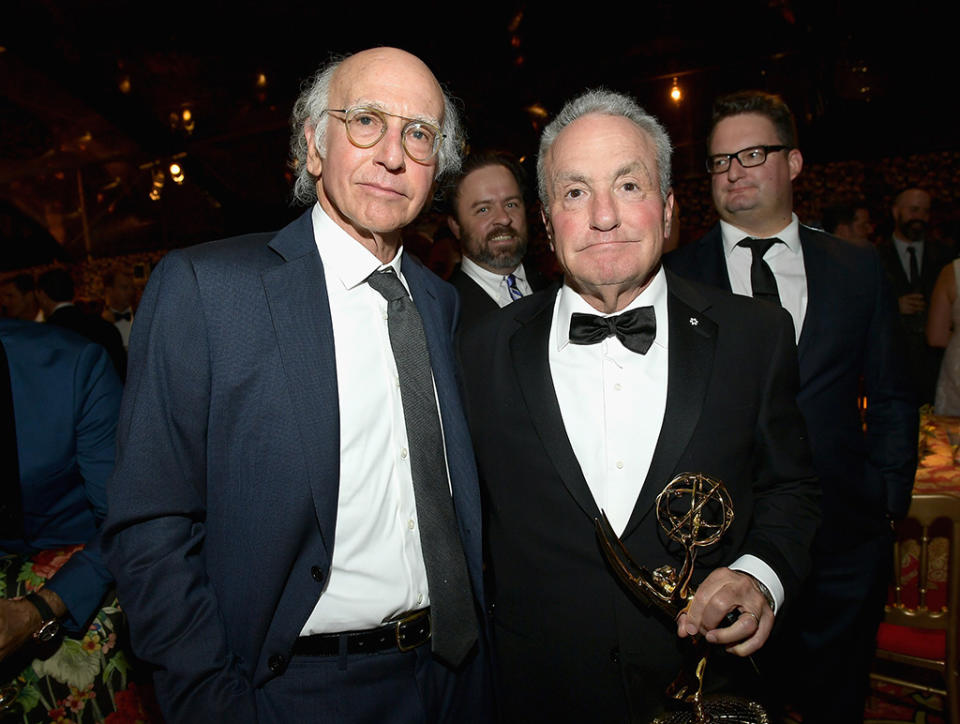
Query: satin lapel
622,273,717,538
261,213,340,557
509,291,601,520
696,225,734,292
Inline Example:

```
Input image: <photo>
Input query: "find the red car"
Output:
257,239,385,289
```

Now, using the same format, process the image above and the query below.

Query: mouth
359,182,407,199
486,228,518,243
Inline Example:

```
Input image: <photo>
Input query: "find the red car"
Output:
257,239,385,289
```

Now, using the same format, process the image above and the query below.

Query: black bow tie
568,306,656,354
112,310,132,322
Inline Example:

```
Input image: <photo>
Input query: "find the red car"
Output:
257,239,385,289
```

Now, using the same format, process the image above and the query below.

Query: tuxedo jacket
448,262,550,331
666,224,917,550
0,319,121,632
103,210,485,721
459,272,819,721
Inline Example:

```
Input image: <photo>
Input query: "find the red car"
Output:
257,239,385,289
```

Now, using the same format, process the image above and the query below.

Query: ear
447,214,461,240
787,148,803,182
304,123,323,177
663,189,675,238
540,205,555,253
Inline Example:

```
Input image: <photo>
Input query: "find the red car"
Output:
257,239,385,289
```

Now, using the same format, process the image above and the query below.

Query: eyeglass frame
705,144,791,175
321,106,446,163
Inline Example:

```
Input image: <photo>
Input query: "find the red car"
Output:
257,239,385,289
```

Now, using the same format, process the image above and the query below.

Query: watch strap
25,592,57,624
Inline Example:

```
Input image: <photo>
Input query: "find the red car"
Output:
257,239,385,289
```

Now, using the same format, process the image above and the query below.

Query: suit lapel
796,227,828,365
622,272,718,538
261,211,340,556
510,290,601,519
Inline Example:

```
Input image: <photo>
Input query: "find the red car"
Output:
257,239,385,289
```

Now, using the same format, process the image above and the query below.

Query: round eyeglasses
322,106,444,163
705,145,791,174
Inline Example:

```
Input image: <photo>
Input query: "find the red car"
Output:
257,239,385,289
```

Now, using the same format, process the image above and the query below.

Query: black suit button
268,654,285,674
610,646,620,664
311,566,324,583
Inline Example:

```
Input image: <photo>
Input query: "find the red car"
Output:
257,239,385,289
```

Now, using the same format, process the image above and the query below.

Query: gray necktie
367,268,478,666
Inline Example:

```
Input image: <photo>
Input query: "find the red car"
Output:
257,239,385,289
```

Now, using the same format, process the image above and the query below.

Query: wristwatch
25,593,61,643
742,573,776,612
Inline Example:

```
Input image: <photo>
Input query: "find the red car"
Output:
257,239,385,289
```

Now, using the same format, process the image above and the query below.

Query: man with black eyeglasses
666,90,916,723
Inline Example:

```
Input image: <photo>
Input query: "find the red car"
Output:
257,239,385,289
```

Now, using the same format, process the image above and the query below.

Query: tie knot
738,237,781,257
366,268,407,302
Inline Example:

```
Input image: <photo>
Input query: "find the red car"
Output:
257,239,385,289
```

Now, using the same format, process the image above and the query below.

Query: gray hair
536,88,672,207
289,54,464,206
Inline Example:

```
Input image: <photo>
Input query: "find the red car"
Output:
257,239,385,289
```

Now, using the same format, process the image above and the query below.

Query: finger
704,609,759,645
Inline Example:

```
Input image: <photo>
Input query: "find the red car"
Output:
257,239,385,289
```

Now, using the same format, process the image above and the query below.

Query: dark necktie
907,246,920,290
505,274,524,301
738,237,782,305
0,338,23,539
366,268,478,667
569,306,656,354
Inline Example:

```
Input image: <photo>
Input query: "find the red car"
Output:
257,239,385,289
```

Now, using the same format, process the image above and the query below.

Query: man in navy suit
665,90,916,723
0,319,120,661
446,152,549,331
103,47,487,722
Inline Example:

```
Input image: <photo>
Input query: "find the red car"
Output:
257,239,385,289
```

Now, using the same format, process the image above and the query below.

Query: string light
670,77,682,103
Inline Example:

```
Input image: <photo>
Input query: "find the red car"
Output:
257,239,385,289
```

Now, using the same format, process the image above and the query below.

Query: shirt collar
460,255,524,284
720,213,801,258
311,203,403,289
555,265,669,353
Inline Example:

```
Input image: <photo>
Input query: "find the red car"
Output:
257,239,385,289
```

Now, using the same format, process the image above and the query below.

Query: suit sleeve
746,309,821,603
102,251,256,721
862,247,918,519
43,343,121,633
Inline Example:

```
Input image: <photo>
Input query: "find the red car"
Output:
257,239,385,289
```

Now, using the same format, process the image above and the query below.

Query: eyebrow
469,194,522,210
553,161,654,187
351,99,441,127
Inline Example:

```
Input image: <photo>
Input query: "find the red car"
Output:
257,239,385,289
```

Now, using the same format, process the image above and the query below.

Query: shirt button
401,448,408,459
417,593,424,605
408,519,415,530
614,383,622,391
616,461,624,469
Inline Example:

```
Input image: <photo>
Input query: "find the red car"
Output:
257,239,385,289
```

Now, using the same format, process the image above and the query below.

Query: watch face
35,620,61,643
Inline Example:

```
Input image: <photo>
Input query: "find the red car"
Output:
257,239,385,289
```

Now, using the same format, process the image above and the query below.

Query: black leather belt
293,608,431,656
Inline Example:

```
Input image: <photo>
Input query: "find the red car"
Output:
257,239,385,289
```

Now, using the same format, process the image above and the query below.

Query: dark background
1,0,953,267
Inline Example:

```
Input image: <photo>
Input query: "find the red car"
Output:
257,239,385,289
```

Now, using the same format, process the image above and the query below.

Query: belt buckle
394,609,430,652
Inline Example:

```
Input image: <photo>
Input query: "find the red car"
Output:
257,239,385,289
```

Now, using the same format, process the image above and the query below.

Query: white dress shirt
720,214,807,344
301,204,433,634
549,267,783,611
893,236,924,279
460,256,533,307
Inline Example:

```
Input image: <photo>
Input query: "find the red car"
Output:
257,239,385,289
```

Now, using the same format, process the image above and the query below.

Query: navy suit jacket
0,319,120,632
103,210,485,721
448,262,551,332
666,224,917,550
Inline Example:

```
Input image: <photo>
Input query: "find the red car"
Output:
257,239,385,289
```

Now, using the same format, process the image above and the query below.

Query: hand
675,567,773,657
0,598,41,662
899,292,926,315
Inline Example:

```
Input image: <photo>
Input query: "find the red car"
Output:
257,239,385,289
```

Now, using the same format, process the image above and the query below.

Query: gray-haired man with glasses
103,47,489,722
666,90,916,724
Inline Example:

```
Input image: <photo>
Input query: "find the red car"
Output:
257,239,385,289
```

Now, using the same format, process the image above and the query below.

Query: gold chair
872,493,960,724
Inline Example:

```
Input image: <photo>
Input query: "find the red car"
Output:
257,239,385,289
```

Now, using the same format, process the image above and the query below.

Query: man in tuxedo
665,90,916,723
103,47,487,722
460,89,819,722
100,270,135,350
447,152,547,330
876,188,948,405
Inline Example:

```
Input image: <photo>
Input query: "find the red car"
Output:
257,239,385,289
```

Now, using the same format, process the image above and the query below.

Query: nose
373,120,406,172
725,157,746,182
491,204,511,227
589,190,620,232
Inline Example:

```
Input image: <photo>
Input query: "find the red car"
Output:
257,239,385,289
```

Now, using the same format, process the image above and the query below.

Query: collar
720,213,801,258
554,266,669,353
460,255,525,284
893,235,924,253
311,203,403,289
